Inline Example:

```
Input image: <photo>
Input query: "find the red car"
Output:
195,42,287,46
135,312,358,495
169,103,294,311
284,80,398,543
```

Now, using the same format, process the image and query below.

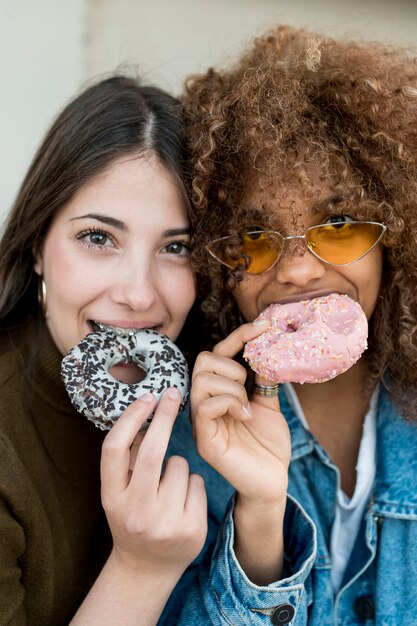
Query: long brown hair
0,75,189,329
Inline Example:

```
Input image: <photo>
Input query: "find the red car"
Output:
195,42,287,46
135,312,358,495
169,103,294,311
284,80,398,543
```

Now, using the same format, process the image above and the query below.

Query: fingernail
242,403,253,419
166,387,181,400
139,393,154,403
253,318,269,327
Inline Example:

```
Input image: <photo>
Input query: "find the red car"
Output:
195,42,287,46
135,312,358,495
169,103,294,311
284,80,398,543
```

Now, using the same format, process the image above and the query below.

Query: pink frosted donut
243,293,368,384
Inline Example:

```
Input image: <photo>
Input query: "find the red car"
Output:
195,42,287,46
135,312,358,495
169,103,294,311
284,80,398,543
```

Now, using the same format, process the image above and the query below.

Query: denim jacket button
353,595,375,620
270,603,295,625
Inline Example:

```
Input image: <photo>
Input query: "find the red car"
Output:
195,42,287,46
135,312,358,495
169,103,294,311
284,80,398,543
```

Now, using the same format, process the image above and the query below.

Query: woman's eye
325,214,355,225
88,231,109,246
77,228,114,248
163,241,190,256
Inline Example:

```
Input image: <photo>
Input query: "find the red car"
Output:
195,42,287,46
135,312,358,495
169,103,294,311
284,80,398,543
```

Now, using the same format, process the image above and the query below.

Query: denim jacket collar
279,385,417,520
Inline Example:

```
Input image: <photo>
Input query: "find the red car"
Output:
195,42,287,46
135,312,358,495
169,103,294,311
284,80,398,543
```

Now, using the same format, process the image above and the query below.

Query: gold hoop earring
38,277,47,318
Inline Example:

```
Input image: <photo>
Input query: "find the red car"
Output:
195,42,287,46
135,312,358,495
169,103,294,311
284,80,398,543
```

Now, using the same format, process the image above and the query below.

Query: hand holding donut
191,320,291,508
101,388,208,580
191,321,291,585
71,389,208,625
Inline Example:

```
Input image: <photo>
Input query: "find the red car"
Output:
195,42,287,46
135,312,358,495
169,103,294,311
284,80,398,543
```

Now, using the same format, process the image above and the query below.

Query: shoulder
0,331,24,409
0,325,20,366
0,321,32,379
374,387,417,512
0,324,35,445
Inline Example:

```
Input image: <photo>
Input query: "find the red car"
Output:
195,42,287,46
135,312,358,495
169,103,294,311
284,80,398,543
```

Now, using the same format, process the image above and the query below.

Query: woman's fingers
195,393,252,427
184,473,207,515
129,387,182,497
251,373,281,412
211,317,282,409
101,393,157,495
192,351,247,386
157,466,207,554
184,474,208,540
158,455,191,512
101,387,182,501
192,320,280,422
213,318,270,358
158,455,207,519
129,431,144,471
192,369,248,404
100,387,208,579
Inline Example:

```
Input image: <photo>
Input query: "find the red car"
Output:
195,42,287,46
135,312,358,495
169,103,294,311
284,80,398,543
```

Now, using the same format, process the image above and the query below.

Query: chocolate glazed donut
61,328,189,430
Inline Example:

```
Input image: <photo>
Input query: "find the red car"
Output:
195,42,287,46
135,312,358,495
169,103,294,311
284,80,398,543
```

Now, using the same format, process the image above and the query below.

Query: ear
33,245,43,277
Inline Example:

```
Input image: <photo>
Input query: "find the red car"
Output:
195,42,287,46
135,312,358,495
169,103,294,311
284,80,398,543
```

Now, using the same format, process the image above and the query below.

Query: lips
263,289,354,309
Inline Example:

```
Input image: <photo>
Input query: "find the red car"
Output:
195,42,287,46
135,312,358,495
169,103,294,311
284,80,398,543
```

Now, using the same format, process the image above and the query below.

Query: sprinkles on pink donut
243,293,368,384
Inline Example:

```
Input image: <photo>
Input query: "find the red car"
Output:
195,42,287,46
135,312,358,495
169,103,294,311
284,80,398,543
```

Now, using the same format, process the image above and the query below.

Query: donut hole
286,321,300,333
109,362,147,384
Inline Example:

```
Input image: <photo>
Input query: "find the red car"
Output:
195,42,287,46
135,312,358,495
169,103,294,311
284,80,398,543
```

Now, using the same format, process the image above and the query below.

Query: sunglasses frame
206,221,387,274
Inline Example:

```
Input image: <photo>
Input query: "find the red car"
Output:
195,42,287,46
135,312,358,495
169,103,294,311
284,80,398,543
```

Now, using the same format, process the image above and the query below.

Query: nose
273,237,326,286
109,256,158,311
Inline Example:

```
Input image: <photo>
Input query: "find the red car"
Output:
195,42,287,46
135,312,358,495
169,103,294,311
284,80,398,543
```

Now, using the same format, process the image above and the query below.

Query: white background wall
1,0,416,227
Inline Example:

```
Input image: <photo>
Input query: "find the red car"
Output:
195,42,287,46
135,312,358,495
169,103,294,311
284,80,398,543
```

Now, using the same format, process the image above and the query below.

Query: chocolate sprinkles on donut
61,328,189,430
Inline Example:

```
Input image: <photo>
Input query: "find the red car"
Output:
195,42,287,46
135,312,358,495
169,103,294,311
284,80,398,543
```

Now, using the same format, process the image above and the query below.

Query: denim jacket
161,386,417,625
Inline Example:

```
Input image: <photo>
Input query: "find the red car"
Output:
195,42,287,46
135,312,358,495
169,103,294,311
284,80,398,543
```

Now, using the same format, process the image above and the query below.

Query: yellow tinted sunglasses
206,221,386,275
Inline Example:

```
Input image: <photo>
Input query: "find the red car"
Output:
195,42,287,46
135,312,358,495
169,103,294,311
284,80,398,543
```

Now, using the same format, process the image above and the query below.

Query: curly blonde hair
182,25,417,417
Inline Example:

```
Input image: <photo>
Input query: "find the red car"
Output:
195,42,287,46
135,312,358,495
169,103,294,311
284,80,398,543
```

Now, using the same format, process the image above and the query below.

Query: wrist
108,548,185,593
234,494,286,530
234,488,287,516
232,494,286,585
70,550,182,625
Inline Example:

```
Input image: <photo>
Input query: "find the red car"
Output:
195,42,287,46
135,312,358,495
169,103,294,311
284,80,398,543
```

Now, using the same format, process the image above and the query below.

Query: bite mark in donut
61,328,189,430
243,293,368,384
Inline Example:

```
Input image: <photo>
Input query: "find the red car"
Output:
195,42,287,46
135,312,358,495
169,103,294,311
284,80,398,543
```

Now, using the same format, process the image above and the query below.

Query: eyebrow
70,213,190,236
163,228,191,237
240,207,266,221
70,213,127,231
309,195,347,214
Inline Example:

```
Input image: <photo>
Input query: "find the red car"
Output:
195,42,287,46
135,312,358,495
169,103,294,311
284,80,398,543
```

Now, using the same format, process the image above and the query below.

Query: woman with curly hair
175,25,417,625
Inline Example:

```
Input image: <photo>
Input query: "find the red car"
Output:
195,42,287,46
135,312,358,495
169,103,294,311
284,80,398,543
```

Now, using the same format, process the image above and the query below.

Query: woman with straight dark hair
0,74,215,625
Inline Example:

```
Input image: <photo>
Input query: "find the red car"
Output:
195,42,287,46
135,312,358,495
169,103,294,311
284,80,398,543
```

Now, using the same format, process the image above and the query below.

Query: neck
293,359,373,415
292,360,376,496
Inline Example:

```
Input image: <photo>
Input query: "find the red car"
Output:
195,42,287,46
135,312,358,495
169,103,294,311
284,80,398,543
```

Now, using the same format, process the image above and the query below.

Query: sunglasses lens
208,232,282,274
306,222,385,265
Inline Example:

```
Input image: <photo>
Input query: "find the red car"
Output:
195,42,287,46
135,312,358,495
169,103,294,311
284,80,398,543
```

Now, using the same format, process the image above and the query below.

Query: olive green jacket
0,321,110,625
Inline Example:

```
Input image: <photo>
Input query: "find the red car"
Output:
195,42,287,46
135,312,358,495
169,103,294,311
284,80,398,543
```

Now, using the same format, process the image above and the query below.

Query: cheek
182,273,197,308
352,250,383,319
169,269,196,315
165,270,196,340
43,241,98,307
362,277,383,320
232,280,261,322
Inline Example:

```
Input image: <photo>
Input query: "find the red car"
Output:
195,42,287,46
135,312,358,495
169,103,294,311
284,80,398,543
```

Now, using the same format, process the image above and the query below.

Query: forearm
70,550,182,626
233,495,286,586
